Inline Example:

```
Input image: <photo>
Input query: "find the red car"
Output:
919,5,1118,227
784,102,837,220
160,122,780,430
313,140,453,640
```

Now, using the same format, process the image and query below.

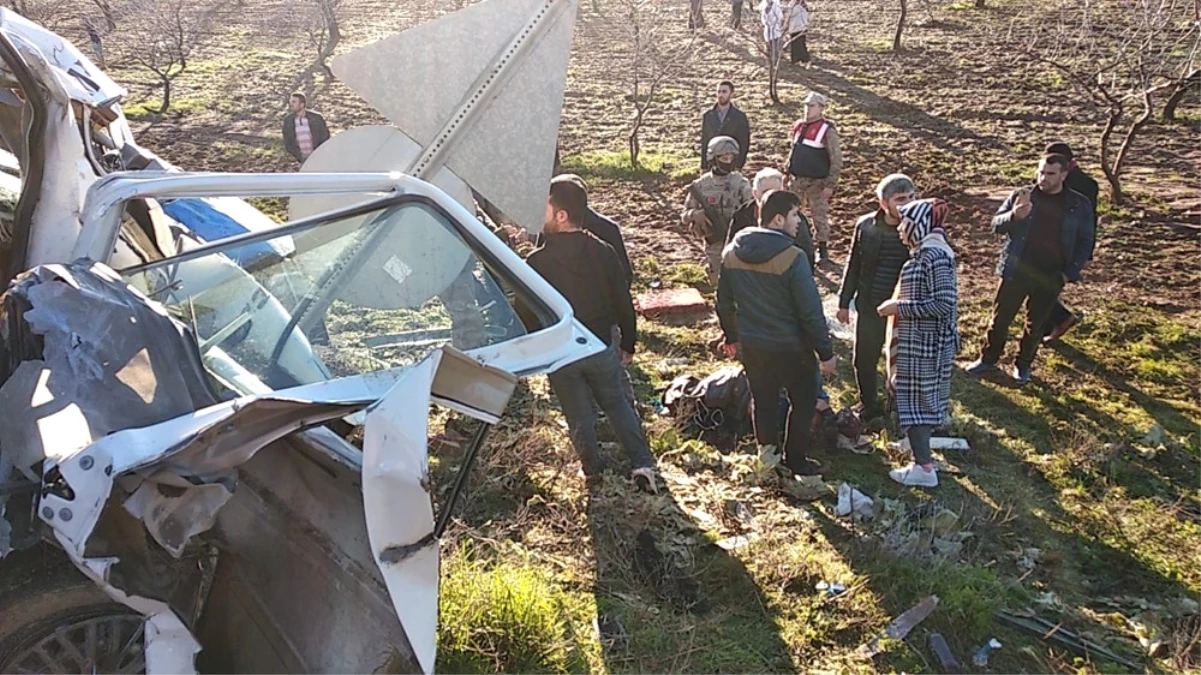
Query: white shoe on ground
889,463,938,487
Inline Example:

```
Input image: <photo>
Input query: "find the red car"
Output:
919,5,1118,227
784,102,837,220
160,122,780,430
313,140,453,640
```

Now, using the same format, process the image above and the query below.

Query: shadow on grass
700,33,1008,156
584,476,795,673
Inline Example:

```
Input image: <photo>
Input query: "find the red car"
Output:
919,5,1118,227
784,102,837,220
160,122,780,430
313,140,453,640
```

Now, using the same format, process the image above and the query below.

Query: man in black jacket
717,190,837,476
517,180,659,492
700,81,751,171
836,173,915,418
726,167,814,266
966,154,1096,385
282,92,331,165
1042,142,1099,343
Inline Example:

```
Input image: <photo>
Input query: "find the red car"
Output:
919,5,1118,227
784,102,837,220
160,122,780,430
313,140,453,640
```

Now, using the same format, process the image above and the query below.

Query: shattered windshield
123,197,529,394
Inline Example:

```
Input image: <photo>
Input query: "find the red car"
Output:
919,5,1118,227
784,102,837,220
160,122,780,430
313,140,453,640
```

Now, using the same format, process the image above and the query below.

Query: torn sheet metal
363,348,516,675
122,481,233,559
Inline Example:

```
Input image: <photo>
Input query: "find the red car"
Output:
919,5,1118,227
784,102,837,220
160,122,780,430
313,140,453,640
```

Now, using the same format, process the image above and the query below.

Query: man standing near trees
1042,141,1099,343
966,154,1095,386
682,136,754,286
700,81,751,171
836,174,915,419
716,189,837,477
282,92,331,165
786,92,843,264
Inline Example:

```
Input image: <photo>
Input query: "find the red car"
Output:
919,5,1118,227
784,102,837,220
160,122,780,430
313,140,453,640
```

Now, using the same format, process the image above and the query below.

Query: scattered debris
836,433,874,453
758,444,782,469
888,436,970,452
857,595,940,657
971,638,1002,667
595,613,629,655
633,529,707,612
778,474,830,501
836,482,874,517
816,580,847,596
995,610,1139,670
714,532,760,551
1018,547,1044,572
722,499,755,529
928,633,960,673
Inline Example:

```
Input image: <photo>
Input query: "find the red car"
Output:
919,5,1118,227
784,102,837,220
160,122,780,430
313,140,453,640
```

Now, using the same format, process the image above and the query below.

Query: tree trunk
1098,107,1122,204
975,0,985,7
158,76,172,114
1162,69,1200,121
893,0,907,51
628,105,646,169
1107,90,1153,206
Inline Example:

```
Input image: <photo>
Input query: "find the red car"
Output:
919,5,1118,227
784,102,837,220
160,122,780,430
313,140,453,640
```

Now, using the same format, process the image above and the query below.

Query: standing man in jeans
700,81,751,172
786,92,843,263
836,174,915,419
717,190,837,477
517,180,659,493
1042,141,1099,343
966,154,1095,385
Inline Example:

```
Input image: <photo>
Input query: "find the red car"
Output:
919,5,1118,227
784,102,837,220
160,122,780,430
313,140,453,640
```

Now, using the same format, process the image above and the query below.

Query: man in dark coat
966,154,1096,385
836,173,915,419
700,81,751,171
716,189,836,477
282,92,331,165
1042,141,1099,343
516,180,659,493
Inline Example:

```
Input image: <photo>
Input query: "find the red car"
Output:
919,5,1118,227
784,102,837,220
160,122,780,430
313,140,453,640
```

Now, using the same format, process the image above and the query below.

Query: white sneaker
889,463,938,487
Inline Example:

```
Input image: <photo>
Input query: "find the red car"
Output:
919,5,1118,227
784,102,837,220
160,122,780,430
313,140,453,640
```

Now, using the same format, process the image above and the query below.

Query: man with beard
836,173,915,419
700,81,751,171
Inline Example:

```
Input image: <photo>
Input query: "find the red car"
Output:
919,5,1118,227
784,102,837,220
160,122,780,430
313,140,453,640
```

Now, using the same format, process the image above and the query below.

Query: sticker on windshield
384,256,413,285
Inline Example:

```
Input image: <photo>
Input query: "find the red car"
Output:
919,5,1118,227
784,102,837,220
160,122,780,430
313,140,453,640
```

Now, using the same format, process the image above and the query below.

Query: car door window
122,196,541,394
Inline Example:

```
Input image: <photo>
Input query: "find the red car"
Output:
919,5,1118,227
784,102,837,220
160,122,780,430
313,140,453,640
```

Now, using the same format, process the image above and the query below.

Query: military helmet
706,135,740,161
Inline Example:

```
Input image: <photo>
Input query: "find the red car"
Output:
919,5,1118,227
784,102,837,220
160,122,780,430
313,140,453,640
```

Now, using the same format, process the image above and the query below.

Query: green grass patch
245,197,289,224
439,547,598,674
560,149,693,183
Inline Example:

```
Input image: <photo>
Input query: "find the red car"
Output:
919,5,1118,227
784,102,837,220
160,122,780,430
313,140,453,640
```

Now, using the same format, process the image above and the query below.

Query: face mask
714,159,734,174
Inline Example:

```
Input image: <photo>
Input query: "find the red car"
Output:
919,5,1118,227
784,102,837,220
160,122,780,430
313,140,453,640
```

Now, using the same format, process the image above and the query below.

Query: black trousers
731,1,742,28
742,344,817,471
789,32,810,63
981,265,1065,370
853,304,887,414
1045,299,1073,335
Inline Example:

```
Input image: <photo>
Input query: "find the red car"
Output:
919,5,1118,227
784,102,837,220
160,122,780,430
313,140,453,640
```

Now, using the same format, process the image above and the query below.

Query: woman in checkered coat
876,198,959,487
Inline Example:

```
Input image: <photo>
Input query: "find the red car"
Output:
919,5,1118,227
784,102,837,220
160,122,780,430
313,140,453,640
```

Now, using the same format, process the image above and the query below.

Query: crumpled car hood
0,261,518,673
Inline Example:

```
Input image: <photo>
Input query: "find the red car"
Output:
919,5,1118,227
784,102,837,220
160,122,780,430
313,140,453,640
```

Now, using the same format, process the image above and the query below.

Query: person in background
760,0,785,68
966,154,1095,385
836,173,915,420
83,16,105,68
700,81,751,171
876,199,958,488
731,0,745,28
1042,141,1099,343
786,92,842,263
682,136,754,286
716,190,836,477
282,92,331,165
690,0,706,30
517,180,659,493
786,0,811,67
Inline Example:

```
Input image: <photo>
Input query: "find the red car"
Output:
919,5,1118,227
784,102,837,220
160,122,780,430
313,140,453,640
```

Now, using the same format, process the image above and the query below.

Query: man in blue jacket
717,189,837,476
966,154,1095,385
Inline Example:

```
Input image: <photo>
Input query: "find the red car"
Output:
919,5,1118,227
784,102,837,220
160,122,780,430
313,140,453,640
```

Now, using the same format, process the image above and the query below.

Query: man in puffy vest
681,136,754,286
786,92,843,264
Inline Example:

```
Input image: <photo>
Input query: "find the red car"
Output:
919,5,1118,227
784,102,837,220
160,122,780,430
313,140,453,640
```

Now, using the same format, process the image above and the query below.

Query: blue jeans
548,345,655,475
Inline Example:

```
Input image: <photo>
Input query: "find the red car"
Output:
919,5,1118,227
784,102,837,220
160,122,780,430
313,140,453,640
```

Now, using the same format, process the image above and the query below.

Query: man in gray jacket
717,190,836,476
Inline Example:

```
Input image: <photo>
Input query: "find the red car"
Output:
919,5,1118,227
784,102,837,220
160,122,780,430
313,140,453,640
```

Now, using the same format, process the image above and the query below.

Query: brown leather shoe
1043,314,1080,343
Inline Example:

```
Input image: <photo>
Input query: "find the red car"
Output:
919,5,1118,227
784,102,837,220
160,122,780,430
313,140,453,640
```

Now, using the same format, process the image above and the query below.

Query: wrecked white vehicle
0,1,583,672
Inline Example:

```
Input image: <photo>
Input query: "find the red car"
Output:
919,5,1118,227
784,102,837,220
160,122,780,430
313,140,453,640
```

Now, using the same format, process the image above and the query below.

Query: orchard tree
1018,0,1199,204
111,0,227,114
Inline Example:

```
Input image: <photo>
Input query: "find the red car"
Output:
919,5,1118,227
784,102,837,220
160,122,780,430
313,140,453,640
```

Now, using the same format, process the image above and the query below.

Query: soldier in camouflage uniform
681,136,754,286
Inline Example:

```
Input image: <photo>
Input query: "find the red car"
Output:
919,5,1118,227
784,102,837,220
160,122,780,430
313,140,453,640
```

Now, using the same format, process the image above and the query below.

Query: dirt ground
93,0,1201,672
